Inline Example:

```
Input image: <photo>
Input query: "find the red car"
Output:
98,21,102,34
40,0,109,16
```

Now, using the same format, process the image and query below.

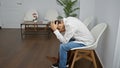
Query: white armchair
83,16,94,27
69,23,107,68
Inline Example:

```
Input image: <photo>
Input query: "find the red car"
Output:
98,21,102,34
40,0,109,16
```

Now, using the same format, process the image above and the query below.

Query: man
50,17,95,68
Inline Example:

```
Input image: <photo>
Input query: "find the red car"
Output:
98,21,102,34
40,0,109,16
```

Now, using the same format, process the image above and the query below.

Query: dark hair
54,20,61,24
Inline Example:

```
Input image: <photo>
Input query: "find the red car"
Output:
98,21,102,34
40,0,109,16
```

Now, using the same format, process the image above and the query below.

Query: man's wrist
53,28,57,31
53,29,59,33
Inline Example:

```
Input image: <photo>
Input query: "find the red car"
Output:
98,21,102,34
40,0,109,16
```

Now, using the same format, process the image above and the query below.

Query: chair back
90,23,107,49
71,23,107,50
83,16,94,27
44,9,58,21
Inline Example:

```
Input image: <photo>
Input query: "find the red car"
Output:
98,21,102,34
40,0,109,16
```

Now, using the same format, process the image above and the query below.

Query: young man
50,17,95,68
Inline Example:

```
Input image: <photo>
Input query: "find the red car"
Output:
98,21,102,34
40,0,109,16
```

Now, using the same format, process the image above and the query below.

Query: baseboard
94,50,103,68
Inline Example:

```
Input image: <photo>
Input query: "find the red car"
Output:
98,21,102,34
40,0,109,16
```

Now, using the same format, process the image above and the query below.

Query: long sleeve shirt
54,17,95,45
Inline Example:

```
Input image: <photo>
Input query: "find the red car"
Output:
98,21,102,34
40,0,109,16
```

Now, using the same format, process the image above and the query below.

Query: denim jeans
59,41,85,68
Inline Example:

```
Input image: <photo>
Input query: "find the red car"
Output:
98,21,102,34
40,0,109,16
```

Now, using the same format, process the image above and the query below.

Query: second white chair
83,16,94,27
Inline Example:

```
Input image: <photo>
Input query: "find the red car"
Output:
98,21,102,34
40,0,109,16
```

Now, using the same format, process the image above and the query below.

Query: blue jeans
59,42,85,68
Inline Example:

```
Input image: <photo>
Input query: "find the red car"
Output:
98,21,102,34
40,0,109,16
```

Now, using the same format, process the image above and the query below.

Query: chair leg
68,51,74,64
70,50,78,68
91,51,97,68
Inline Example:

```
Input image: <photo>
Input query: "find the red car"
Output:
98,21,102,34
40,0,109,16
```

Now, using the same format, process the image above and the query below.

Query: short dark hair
54,20,61,24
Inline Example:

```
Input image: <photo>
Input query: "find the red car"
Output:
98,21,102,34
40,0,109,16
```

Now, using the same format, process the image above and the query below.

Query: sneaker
66,64,69,68
51,63,69,68
51,63,59,68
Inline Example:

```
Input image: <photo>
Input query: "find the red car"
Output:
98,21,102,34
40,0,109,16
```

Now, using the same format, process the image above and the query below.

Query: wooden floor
0,29,102,68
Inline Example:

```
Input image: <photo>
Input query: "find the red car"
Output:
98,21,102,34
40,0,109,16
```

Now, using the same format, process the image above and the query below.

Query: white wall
0,1,2,27
112,17,120,68
0,18,1,27
0,0,62,28
79,0,95,30
80,0,120,68
79,0,106,66
79,0,95,21
95,0,120,68
0,0,79,28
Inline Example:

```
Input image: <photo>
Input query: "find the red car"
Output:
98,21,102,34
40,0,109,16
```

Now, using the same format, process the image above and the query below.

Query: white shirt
54,17,95,45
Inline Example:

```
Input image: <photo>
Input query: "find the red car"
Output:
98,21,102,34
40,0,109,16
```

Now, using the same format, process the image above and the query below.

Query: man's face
57,21,65,32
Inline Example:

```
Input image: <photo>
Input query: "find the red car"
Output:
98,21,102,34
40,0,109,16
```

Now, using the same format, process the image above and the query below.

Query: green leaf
56,0,64,6
57,0,79,17
57,16,63,19
71,0,77,6
71,7,80,12
70,14,77,17
61,0,67,6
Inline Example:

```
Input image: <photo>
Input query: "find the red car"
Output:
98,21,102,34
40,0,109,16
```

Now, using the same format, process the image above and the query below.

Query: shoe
51,63,69,68
66,64,69,68
51,63,59,68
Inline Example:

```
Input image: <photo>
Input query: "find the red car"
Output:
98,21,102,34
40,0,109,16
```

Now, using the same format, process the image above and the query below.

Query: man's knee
60,44,68,51
60,44,65,50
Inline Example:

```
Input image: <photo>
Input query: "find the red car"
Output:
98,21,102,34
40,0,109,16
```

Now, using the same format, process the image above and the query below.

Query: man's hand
50,21,58,31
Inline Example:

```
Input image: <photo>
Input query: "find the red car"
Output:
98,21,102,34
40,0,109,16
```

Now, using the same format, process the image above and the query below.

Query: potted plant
57,0,80,19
